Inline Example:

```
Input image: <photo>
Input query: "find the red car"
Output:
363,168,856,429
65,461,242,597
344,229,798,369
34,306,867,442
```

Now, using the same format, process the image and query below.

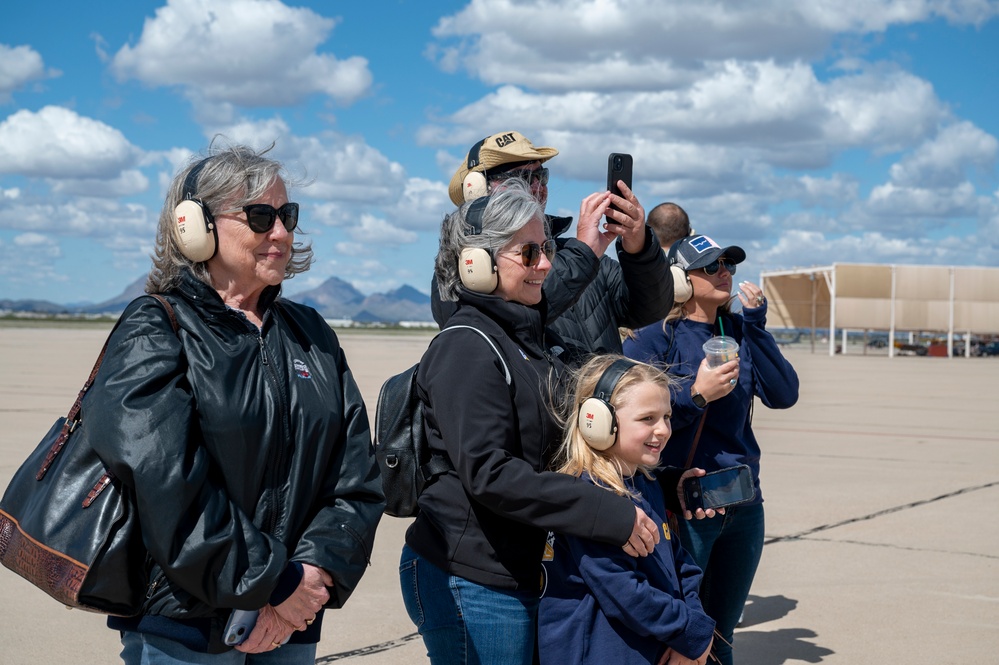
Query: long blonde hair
553,355,676,497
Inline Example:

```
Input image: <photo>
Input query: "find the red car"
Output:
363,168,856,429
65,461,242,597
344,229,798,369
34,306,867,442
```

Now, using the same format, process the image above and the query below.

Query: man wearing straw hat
433,130,671,360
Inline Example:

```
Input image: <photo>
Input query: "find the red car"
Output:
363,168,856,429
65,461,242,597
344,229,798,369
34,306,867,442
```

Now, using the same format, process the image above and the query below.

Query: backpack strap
439,324,512,385
419,325,512,483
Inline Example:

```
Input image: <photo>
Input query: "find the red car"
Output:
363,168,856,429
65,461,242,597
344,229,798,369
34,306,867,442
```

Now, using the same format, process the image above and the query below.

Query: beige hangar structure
759,263,999,357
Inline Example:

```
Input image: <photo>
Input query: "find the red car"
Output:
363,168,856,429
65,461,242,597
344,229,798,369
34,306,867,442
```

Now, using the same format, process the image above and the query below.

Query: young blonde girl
539,355,715,665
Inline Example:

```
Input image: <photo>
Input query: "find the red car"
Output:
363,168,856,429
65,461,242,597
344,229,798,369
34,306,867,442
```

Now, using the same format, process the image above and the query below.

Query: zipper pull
257,336,269,365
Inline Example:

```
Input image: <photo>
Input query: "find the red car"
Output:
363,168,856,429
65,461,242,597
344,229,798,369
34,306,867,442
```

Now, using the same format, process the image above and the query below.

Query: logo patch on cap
689,236,718,254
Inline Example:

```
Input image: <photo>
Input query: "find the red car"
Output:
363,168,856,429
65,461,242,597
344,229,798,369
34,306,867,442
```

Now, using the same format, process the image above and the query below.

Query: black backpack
374,325,511,518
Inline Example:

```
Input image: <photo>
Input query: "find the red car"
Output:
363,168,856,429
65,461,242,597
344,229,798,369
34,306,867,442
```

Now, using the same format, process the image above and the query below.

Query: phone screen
684,465,755,511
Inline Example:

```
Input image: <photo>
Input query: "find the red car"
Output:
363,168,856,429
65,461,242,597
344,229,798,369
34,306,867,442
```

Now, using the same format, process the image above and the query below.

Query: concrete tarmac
1,326,996,664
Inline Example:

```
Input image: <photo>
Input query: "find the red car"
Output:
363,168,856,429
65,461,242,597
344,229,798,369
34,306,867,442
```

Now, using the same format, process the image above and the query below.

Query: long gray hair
435,179,546,301
146,140,313,294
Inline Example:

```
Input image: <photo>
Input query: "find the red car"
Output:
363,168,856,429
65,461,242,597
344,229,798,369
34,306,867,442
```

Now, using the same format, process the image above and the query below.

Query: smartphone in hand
223,609,259,646
605,153,633,224
682,465,756,512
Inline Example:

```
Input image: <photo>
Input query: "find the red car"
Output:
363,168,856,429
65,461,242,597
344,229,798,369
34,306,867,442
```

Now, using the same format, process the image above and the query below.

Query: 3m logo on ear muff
172,158,218,263
458,197,497,293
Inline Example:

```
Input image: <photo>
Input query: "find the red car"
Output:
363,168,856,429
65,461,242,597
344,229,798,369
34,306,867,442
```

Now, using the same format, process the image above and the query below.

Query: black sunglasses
492,167,549,187
503,239,557,267
701,258,737,276
223,203,300,233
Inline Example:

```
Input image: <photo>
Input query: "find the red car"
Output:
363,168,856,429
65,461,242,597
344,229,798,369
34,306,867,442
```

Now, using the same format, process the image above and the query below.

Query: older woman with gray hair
399,181,662,665
86,141,384,663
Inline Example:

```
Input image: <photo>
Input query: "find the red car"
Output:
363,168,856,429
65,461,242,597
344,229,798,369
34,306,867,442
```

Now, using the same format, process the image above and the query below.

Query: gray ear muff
577,359,637,451
172,158,218,263
457,197,497,293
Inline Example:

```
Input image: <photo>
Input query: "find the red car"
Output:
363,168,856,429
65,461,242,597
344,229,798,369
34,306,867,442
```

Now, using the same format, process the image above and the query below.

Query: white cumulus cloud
110,0,372,107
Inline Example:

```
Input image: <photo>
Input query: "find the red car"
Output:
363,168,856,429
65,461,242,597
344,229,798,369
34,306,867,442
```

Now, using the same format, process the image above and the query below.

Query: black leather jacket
89,271,383,649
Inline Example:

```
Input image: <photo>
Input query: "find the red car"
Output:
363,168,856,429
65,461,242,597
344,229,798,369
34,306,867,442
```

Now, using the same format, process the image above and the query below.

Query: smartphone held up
682,465,756,512
605,153,633,224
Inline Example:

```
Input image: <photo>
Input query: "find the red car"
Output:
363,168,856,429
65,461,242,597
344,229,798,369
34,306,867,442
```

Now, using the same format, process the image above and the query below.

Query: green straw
718,316,726,337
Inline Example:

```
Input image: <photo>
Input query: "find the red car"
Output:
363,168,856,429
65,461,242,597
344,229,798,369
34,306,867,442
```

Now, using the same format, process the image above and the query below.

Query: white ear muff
459,247,498,293
578,397,618,451
462,171,488,202
577,359,637,451
173,199,217,263
172,159,218,263
457,196,497,293
671,264,692,304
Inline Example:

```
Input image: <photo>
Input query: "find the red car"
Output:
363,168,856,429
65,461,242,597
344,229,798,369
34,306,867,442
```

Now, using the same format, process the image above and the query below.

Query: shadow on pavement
735,594,834,663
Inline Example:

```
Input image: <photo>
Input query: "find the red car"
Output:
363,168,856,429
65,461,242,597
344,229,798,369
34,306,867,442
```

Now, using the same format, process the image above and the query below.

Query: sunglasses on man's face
502,239,557,267
701,258,737,276
223,203,300,233
493,167,550,187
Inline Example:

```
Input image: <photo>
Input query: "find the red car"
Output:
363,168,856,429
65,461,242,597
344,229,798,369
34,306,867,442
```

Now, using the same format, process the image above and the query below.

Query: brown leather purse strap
684,407,709,469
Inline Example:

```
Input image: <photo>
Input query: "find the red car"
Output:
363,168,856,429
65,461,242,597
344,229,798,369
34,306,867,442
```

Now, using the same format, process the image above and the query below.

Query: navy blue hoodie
539,474,715,663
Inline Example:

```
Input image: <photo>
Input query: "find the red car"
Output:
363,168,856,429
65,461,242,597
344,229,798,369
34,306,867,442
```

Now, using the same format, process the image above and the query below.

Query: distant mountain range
1,275,435,323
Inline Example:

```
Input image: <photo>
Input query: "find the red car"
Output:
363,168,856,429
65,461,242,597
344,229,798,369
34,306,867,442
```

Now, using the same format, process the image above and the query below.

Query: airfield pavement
0,325,996,664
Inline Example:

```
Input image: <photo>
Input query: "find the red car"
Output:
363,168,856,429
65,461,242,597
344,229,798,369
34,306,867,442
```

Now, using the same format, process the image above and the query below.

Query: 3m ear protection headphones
578,359,637,451
667,240,693,305
172,158,218,263
461,138,489,202
458,196,497,293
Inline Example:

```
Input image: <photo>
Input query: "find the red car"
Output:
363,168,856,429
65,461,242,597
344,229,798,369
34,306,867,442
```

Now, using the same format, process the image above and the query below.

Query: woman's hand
603,179,647,255
272,564,332,630
234,605,294,654
622,506,661,557
575,191,616,258
736,281,766,310
690,357,739,403
676,468,726,521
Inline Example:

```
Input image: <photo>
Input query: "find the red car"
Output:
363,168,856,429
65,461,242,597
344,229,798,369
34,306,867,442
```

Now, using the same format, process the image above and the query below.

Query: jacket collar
547,213,573,238
455,287,547,353
176,269,281,323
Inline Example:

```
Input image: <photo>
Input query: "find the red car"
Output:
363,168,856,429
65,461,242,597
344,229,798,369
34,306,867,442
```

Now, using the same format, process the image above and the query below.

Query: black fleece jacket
407,288,636,591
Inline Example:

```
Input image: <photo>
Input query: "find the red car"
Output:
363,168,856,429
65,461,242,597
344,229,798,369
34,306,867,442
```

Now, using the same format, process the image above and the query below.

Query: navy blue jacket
623,304,799,502
539,474,715,663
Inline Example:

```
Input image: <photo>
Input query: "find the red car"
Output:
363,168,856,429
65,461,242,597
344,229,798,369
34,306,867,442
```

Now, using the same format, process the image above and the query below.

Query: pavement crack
792,536,999,559
765,480,999,546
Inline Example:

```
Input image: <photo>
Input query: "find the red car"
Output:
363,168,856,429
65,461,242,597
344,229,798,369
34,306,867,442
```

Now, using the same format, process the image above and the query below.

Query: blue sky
2,0,998,305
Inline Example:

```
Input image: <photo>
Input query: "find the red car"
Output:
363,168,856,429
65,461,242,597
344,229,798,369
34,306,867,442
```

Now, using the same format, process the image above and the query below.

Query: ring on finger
730,378,737,385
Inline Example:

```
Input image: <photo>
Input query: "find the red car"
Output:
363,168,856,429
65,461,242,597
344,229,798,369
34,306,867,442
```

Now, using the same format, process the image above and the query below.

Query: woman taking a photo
88,142,384,663
400,182,661,665
624,235,799,665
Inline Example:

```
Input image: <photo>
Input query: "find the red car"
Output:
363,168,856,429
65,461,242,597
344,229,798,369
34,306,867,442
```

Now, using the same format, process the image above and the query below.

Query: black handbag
0,294,177,615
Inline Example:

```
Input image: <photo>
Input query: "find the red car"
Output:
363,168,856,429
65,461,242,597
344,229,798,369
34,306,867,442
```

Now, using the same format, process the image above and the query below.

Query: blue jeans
119,631,316,665
678,502,765,665
399,544,539,665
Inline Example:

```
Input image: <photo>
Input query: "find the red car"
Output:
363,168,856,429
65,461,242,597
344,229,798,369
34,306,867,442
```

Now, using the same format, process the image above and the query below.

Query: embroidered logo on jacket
293,359,312,379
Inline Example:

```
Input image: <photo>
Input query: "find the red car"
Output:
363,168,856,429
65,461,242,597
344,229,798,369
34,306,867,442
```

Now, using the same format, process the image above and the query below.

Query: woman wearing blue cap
624,235,799,665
